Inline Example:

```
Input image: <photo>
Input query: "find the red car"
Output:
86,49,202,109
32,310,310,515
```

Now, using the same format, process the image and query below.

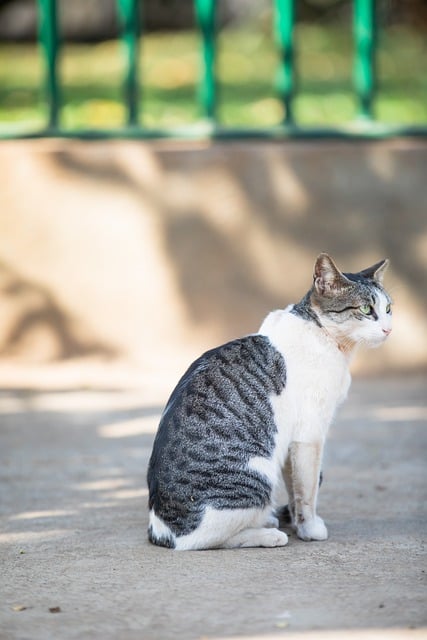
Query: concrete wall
0,139,426,378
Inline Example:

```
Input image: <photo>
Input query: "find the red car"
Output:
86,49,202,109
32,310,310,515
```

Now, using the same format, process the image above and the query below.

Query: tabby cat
147,253,392,550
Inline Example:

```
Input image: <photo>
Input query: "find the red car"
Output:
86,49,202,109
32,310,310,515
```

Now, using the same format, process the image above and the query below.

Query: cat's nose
382,328,392,336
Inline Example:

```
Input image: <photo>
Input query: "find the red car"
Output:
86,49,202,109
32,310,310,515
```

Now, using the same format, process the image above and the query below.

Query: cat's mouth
368,332,391,348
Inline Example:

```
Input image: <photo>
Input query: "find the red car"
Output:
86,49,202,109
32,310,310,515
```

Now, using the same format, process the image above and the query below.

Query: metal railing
6,0,427,140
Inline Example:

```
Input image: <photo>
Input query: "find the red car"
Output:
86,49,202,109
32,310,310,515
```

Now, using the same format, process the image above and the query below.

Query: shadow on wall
0,259,117,361
56,141,427,316
162,213,281,327
0,140,426,369
157,142,427,365
158,144,427,315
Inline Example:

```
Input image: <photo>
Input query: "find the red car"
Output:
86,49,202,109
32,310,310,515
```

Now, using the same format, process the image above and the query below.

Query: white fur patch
260,308,351,445
174,505,273,551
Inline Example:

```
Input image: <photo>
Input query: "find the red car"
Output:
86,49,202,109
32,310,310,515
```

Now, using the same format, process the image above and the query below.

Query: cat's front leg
285,441,328,541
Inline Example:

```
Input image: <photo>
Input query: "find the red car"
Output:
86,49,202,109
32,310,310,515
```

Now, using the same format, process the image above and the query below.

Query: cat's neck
291,292,323,328
311,305,358,359
292,293,358,360
327,331,358,357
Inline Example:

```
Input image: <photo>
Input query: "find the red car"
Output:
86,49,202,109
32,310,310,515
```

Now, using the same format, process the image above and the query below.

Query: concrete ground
0,371,426,640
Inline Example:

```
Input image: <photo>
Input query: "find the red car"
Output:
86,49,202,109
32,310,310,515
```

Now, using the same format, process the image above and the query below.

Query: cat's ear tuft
313,253,352,296
359,259,389,285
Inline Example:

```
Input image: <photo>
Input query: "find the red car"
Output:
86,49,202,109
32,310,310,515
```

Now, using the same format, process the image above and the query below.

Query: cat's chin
365,335,389,349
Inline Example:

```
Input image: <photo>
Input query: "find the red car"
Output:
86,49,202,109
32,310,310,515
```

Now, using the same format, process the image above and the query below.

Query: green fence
5,0,427,140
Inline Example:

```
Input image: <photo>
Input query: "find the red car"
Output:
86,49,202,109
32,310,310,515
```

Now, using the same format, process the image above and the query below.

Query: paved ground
0,372,426,640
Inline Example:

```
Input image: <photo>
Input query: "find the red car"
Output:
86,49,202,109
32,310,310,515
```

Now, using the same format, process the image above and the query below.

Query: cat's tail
147,511,176,549
275,504,292,526
148,525,175,549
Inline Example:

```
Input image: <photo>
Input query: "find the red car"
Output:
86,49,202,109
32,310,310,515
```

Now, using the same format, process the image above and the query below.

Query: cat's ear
359,259,389,285
313,253,352,297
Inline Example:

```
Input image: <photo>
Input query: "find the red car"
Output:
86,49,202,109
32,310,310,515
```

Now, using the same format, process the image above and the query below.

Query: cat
147,253,392,550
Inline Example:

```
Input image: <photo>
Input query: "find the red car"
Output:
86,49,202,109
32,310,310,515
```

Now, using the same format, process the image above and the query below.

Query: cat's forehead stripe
375,288,392,306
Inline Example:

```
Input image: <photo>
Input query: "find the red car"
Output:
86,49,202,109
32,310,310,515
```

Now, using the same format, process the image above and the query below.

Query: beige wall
0,138,426,378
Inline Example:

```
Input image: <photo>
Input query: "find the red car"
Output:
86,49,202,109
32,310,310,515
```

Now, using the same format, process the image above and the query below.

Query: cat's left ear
359,259,390,285
313,253,352,297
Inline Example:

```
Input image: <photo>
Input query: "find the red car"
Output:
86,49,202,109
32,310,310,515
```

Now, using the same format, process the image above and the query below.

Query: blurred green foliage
0,23,426,132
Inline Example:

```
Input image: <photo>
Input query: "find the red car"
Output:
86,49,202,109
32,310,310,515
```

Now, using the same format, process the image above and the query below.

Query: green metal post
194,0,217,121
37,0,60,129
274,0,295,125
117,0,140,126
353,0,376,119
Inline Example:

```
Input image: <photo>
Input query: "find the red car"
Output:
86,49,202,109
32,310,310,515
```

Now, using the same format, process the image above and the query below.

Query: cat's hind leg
222,527,288,549
174,505,286,550
221,508,287,548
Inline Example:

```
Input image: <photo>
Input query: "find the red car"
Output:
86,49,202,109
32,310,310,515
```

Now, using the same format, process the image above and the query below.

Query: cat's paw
258,528,289,547
224,527,288,548
296,516,328,542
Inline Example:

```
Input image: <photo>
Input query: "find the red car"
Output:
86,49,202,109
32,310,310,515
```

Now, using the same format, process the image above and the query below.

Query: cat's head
310,253,392,351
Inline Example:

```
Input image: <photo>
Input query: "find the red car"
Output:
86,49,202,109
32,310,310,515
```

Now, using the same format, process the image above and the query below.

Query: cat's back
148,335,287,475
161,334,285,418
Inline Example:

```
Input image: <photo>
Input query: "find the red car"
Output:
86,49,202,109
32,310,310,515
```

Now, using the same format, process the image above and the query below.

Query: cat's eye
386,303,392,314
359,304,373,315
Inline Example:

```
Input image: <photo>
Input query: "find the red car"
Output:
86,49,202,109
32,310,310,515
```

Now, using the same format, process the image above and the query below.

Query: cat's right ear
313,253,352,297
